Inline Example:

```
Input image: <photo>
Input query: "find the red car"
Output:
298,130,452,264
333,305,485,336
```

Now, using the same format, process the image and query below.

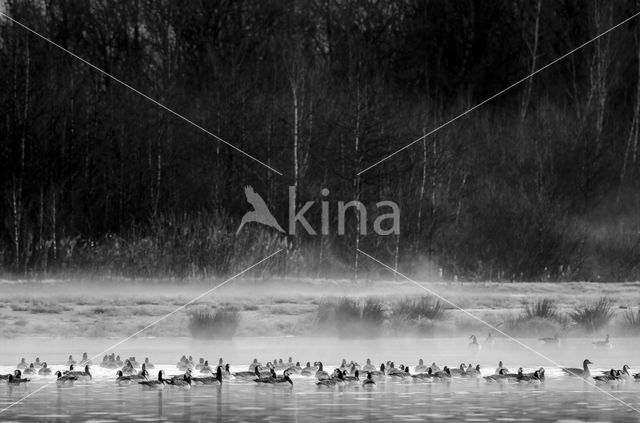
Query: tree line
2,0,640,281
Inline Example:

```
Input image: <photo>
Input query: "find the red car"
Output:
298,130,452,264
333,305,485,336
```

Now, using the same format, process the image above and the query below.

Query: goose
485,332,495,346
38,362,52,375
593,334,612,349
469,335,481,350
200,360,212,374
362,359,376,372
349,361,361,371
412,368,432,381
221,363,232,379
166,371,191,389
121,360,136,376
462,364,481,378
79,352,92,366
0,373,10,380
9,370,29,384
139,370,166,389
539,334,560,345
256,368,293,385
138,363,149,379
115,355,123,366
601,365,631,380
562,359,593,378
316,369,344,387
362,372,376,386
387,364,407,377
315,362,329,380
429,362,441,372
129,357,140,367
23,363,37,375
66,355,76,366
116,370,147,383
54,371,76,384
484,368,509,382
517,368,543,383
300,362,315,376
594,369,622,385
414,359,428,373
193,366,223,385
343,370,360,382
16,358,28,369
286,362,302,375
449,364,467,376
67,365,92,380
369,363,386,378
432,367,452,381
339,359,348,370
633,372,640,381
233,366,263,379
195,358,205,370
495,361,509,375
144,357,155,370
248,359,263,372
33,357,43,368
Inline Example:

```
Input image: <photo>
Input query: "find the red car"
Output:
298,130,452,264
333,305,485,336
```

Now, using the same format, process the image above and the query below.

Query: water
1,337,640,422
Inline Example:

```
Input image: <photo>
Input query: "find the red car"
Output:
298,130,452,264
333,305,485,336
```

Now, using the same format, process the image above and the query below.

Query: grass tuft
187,307,240,339
569,297,615,332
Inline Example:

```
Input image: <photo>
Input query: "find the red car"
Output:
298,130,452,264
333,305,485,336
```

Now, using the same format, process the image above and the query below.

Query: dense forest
2,0,640,281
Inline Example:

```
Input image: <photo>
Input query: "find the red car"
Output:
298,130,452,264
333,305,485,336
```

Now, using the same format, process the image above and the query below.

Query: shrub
187,307,240,339
315,297,385,337
623,307,640,331
523,298,559,320
391,297,446,321
569,297,615,332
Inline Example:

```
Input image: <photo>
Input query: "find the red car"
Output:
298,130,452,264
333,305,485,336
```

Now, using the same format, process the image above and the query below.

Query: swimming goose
412,368,432,381
16,358,28,369
517,368,543,383
115,355,123,366
200,360,212,374
593,334,612,349
343,370,360,382
495,361,509,375
38,362,52,375
300,362,316,376
469,335,481,350
138,363,149,379
601,365,631,380
129,357,140,367
9,370,29,384
484,368,509,382
144,357,155,369
249,359,263,372
462,364,481,378
23,363,37,375
121,360,136,375
195,358,205,370
54,371,76,384
166,371,191,389
66,355,76,365
449,364,467,376
387,364,407,377
369,363,386,378
79,352,92,366
362,372,376,386
233,366,263,379
139,371,166,389
67,365,92,380
316,370,344,387
594,369,622,385
286,362,302,375
539,334,560,345
256,368,293,385
432,367,452,381
315,362,329,380
192,366,224,385
34,357,43,368
362,359,376,372
562,359,593,378
116,370,147,383
414,359,428,373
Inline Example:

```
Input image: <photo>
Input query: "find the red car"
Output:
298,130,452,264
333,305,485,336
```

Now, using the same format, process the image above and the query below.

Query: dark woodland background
2,0,640,281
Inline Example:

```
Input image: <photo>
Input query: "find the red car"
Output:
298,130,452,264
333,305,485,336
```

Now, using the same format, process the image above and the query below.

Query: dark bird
236,186,284,234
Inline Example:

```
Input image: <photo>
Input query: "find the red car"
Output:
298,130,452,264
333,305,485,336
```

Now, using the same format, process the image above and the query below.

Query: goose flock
2,344,638,390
